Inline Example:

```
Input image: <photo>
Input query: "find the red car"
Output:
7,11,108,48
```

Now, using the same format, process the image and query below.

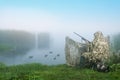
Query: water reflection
0,32,66,65
0,47,65,66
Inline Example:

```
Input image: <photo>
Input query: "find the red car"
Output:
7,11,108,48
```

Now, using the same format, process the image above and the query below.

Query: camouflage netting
65,31,110,67
65,37,87,66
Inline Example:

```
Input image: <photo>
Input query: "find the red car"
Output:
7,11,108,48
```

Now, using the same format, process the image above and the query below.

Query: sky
0,0,120,37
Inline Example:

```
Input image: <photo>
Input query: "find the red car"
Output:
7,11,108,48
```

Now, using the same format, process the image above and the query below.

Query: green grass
0,63,120,80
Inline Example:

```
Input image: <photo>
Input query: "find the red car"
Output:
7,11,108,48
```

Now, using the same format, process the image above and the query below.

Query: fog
0,32,66,65
0,0,120,65
0,7,119,35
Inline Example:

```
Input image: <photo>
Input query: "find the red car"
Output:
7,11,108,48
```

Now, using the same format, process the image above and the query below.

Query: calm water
0,47,65,66
0,33,66,65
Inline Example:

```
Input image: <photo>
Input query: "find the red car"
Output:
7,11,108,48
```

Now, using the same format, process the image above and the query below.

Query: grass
0,63,120,80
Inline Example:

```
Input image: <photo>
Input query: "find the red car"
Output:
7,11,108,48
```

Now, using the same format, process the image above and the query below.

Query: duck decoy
29,56,33,59
44,54,48,57
49,51,53,54
57,54,60,57
53,57,56,60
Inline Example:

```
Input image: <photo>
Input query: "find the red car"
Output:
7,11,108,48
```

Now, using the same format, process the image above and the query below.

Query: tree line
0,30,35,54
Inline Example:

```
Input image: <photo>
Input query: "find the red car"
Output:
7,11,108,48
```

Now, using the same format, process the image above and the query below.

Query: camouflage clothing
82,31,110,63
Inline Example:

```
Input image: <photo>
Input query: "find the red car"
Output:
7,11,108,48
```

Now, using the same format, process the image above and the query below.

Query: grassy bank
0,63,120,80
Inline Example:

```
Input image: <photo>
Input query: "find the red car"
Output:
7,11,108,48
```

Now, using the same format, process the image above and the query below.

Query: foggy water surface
0,33,66,65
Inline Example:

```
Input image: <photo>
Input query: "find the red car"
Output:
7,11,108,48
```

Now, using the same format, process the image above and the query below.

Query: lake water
0,47,66,66
0,33,66,65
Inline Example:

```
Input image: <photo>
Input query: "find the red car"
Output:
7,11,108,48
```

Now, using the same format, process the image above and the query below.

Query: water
35,32,38,49
0,33,66,65
0,48,65,65
22,48,65,65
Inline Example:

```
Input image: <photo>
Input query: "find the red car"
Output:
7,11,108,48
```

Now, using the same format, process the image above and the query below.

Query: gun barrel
73,32,82,38
73,32,90,43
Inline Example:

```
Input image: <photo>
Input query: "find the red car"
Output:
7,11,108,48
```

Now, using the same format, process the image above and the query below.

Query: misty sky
0,0,120,36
